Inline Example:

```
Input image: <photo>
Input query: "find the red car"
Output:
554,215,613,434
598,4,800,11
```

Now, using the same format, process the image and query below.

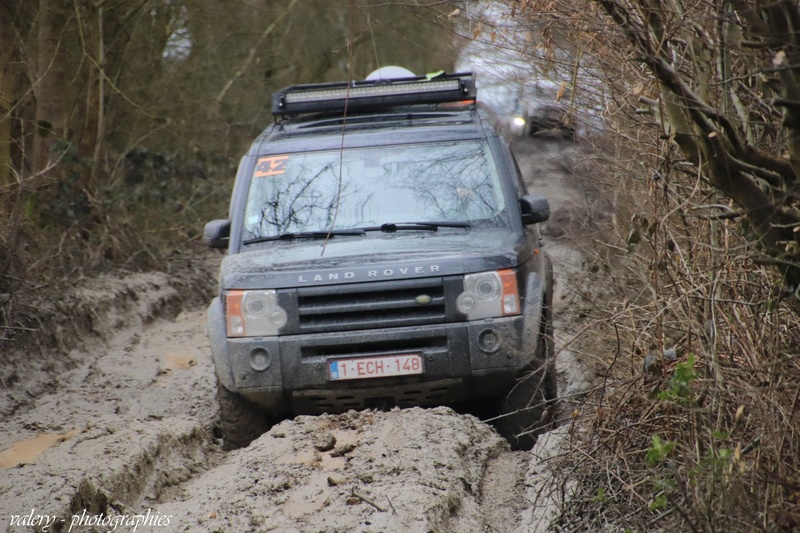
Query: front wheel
216,378,270,450
493,309,557,451
493,360,557,450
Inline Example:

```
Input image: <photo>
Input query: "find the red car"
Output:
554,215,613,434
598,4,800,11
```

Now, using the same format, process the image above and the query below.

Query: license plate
328,354,423,381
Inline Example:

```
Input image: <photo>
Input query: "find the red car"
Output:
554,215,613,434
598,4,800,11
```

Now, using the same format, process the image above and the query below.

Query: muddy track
1,302,568,533
1,140,594,533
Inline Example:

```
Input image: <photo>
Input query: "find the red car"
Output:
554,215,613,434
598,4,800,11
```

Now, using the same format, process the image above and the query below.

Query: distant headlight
512,116,526,127
226,290,288,337
456,269,520,320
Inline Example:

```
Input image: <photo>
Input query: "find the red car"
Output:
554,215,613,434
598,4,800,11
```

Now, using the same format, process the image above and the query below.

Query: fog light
249,348,271,371
478,329,502,353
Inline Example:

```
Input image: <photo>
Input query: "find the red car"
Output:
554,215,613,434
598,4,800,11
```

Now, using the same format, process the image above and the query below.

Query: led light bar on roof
284,79,461,104
272,72,476,117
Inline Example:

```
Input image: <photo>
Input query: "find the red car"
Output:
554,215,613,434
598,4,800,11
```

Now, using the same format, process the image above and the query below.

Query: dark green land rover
204,69,556,450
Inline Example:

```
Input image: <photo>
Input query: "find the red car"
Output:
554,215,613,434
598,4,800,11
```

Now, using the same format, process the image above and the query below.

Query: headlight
456,269,520,320
226,290,288,337
512,116,526,127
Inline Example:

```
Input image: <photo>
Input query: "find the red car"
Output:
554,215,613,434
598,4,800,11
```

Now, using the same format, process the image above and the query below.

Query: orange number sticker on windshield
254,155,289,177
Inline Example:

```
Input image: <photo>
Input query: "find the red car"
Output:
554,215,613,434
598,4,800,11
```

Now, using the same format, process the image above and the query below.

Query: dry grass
546,134,800,532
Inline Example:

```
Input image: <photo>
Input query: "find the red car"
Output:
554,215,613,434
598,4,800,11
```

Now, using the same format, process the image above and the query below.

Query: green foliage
595,486,608,503
643,356,745,521
710,429,730,441
645,435,676,466
656,354,697,402
648,492,668,512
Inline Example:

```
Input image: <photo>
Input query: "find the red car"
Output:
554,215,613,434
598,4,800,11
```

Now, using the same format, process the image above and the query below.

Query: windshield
242,141,508,241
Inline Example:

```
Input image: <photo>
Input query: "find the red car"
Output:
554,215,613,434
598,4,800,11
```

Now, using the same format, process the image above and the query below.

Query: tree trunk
0,1,16,188
32,0,70,177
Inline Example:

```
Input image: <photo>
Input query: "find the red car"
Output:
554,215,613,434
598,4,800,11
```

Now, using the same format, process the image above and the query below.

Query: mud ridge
152,408,509,532
2,417,216,533
0,251,219,422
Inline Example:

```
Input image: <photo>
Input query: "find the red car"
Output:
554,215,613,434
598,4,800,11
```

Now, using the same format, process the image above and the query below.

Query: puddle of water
0,430,79,468
160,352,196,371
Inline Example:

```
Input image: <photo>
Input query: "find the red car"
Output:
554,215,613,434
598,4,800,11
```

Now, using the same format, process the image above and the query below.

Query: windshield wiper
362,221,472,233
243,229,365,245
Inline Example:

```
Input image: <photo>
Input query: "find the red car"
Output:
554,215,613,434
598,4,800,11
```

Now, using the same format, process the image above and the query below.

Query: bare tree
511,0,800,289
599,1,800,289
0,0,456,273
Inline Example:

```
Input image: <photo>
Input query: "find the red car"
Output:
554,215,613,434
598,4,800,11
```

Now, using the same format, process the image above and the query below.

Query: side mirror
204,219,231,249
519,194,550,225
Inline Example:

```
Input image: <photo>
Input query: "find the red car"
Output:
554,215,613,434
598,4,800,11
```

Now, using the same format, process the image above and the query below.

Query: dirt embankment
1,139,596,533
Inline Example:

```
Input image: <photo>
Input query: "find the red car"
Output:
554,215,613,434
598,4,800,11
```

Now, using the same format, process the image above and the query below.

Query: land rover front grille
293,277,463,333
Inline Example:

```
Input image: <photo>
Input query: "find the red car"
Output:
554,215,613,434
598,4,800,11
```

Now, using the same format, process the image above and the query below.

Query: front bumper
210,298,538,414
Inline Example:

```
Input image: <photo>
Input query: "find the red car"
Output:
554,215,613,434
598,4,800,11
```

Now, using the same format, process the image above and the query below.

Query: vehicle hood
219,230,531,289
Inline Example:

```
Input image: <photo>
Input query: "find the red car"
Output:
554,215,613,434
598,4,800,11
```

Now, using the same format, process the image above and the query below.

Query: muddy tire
216,379,270,450
494,362,556,451
494,305,557,451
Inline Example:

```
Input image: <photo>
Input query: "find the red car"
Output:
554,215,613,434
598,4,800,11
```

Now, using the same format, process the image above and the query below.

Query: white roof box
366,66,416,81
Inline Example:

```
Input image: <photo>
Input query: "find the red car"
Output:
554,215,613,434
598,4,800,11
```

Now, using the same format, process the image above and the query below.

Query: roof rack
271,72,476,117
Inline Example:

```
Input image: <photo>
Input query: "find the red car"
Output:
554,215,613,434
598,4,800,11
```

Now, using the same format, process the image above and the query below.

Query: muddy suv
204,70,556,450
